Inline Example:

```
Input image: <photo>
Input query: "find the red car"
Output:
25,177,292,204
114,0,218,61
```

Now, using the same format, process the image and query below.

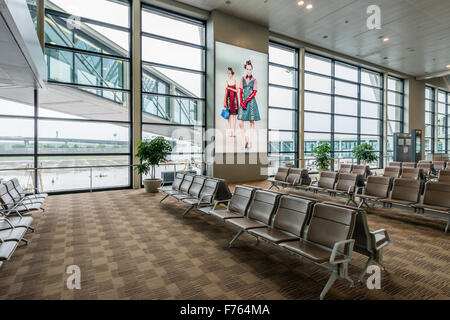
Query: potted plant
312,142,331,171
135,136,173,193
352,143,378,165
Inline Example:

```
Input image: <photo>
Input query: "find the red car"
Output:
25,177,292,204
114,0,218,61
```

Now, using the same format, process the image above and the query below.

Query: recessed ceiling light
383,37,390,42
297,1,305,6
306,3,313,9
446,65,450,69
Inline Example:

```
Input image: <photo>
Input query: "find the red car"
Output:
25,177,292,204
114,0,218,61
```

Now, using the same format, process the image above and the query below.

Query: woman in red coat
223,67,239,138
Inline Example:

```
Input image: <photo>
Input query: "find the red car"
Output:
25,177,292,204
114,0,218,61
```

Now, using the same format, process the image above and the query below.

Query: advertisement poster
215,41,268,154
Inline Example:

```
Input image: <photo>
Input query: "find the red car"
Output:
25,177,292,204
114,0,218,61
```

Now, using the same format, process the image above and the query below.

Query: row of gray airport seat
272,163,450,232
158,173,390,299
268,165,372,191
290,169,450,232
0,178,46,268
388,160,448,177
158,173,231,216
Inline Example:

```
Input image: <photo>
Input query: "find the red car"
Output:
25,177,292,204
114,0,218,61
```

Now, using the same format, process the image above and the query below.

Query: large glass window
386,76,404,161
448,92,450,153
20,0,132,192
268,43,298,174
425,86,435,155
437,90,447,153
304,53,383,169
141,5,205,177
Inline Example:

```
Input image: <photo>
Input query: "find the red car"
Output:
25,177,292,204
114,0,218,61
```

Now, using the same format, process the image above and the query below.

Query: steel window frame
268,42,299,167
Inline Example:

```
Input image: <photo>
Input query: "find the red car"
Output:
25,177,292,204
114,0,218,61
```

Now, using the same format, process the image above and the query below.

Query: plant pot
143,178,162,193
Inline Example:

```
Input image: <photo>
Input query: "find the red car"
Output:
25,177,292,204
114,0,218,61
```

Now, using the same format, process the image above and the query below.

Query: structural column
383,73,388,168
37,0,45,52
298,48,306,168
132,0,142,188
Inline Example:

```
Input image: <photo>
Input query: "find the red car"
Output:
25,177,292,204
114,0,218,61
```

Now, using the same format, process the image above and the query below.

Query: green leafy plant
352,143,378,164
135,136,173,180
312,142,332,170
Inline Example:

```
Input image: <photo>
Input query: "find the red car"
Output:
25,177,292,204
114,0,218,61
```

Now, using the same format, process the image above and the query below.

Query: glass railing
0,161,202,193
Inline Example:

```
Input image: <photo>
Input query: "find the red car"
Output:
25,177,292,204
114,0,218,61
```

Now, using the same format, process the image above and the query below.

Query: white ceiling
0,0,46,89
0,14,37,88
175,0,450,77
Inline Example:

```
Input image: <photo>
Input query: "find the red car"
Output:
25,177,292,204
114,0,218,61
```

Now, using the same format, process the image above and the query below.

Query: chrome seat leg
320,271,338,300
229,230,244,248
160,194,170,203
182,206,194,217
358,257,373,283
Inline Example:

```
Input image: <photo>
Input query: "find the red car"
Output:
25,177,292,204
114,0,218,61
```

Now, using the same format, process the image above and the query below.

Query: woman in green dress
238,60,260,150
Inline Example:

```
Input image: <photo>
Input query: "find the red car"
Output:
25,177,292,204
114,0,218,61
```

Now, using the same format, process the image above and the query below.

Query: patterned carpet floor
0,180,449,300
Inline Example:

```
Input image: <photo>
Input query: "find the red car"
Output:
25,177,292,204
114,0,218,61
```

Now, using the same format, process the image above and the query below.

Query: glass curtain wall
141,5,206,178
304,53,383,169
386,76,405,162
24,0,132,192
0,87,36,190
448,92,450,153
437,90,448,153
425,86,435,156
268,43,299,175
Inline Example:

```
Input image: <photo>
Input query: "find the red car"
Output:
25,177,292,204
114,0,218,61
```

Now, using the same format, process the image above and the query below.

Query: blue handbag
221,108,230,120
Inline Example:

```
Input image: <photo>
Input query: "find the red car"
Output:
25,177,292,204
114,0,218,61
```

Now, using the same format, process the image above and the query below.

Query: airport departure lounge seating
160,173,194,202
0,185,41,216
388,162,402,168
158,182,396,298
413,181,450,232
356,176,392,208
383,166,401,178
417,161,434,177
381,178,422,208
226,190,281,248
438,170,450,184
339,164,353,173
172,176,205,201
248,195,315,243
402,162,416,168
351,165,371,179
433,161,447,172
0,178,39,269
209,185,255,220
308,171,338,193
327,173,360,206
4,180,44,207
283,168,311,188
268,167,311,189
180,178,220,217
159,172,185,197
400,167,423,180
323,202,390,281
268,167,290,190
279,203,357,300
0,238,20,269
11,178,47,203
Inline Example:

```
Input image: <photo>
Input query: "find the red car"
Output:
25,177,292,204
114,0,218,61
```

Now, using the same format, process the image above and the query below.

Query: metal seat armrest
329,239,355,265
309,180,318,187
355,186,365,195
212,199,230,210
198,194,213,205
0,217,14,228
370,228,391,250
347,185,355,194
